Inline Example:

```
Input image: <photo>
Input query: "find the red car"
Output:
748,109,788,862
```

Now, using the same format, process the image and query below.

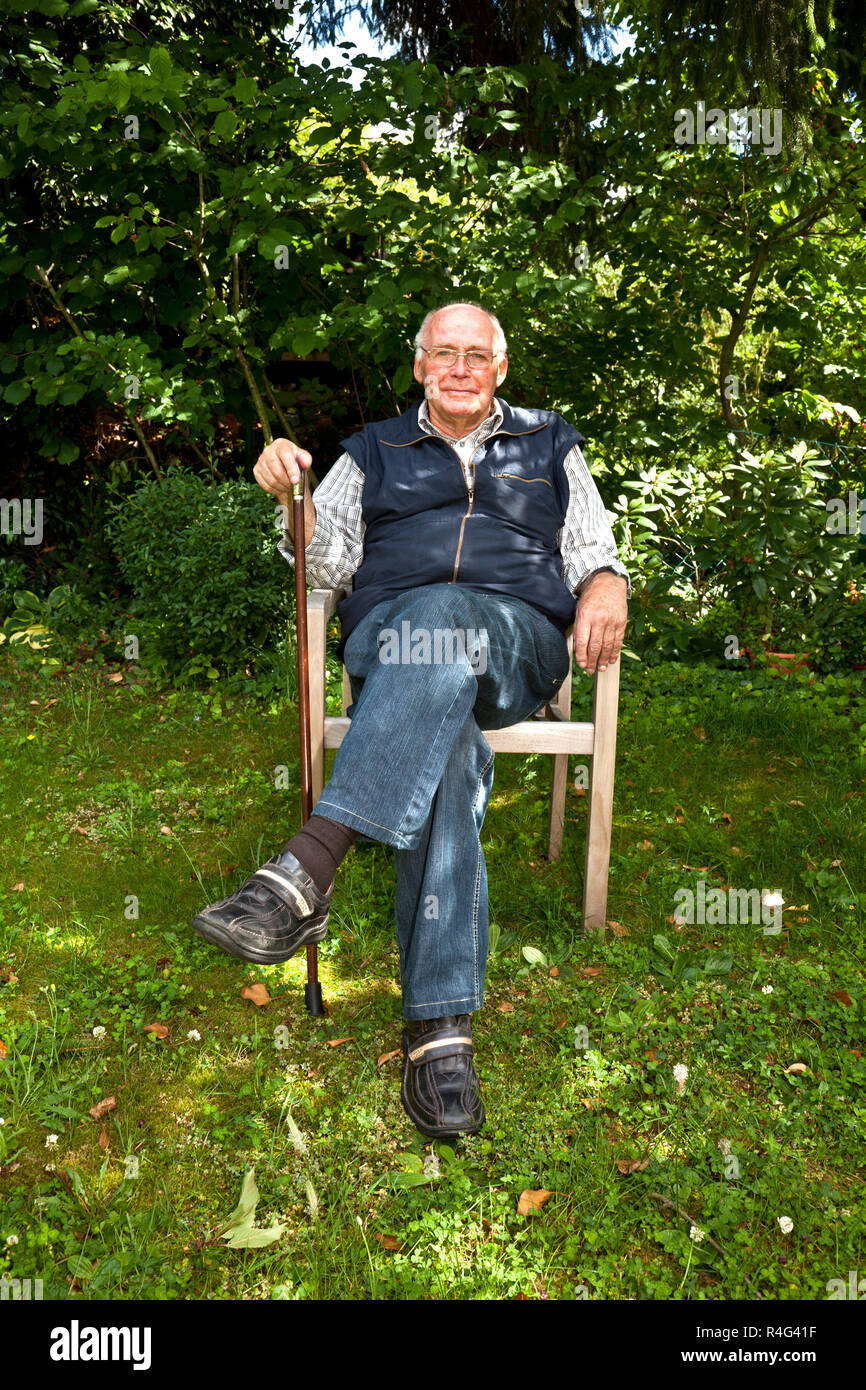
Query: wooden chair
305,587,620,933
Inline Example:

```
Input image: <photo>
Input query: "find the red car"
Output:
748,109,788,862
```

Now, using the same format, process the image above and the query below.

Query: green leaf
212,110,238,140
224,1222,285,1249
522,945,548,968
221,1167,260,1233
106,70,132,111
292,330,325,357
393,362,414,395
4,380,31,404
703,951,733,975
148,47,173,84
752,577,768,600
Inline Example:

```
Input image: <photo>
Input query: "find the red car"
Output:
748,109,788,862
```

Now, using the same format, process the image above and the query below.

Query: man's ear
496,354,508,386
413,355,425,386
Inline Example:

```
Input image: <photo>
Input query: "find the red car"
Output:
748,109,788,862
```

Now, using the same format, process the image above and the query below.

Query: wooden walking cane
291,470,326,1017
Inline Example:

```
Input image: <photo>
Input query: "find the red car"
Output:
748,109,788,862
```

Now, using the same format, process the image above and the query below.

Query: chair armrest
309,587,347,621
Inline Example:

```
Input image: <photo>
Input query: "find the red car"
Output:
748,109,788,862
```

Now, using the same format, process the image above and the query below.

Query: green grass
0,652,864,1300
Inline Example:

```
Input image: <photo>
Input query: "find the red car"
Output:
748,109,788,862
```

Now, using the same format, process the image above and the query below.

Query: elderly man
192,301,630,1140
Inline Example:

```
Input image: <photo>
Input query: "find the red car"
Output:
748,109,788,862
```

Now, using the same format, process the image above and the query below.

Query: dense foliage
1,0,865,675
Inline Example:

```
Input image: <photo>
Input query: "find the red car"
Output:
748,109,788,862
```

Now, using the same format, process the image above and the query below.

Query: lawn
0,652,863,1300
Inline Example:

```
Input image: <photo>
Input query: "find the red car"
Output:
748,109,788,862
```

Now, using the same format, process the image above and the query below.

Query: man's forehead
427,309,495,343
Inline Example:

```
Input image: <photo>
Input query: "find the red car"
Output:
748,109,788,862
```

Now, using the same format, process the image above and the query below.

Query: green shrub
104,466,293,680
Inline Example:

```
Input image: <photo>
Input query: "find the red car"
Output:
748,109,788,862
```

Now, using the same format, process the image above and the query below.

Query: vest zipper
450,445,479,584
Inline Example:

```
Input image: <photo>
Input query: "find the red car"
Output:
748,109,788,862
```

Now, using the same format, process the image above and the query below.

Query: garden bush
104,466,293,680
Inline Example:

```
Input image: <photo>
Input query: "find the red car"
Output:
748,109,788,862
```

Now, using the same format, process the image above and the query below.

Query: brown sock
279,814,360,894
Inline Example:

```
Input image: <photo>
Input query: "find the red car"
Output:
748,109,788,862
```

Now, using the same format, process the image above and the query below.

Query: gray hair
413,301,507,359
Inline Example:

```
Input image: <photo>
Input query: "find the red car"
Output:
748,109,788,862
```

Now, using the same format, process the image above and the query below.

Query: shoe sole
190,911,328,965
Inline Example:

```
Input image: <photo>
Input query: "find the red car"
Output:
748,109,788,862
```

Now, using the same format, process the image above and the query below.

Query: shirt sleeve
556,443,633,599
276,451,366,593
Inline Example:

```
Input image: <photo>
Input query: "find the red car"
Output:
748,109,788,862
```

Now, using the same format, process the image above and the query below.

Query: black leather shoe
190,848,332,965
401,1014,485,1139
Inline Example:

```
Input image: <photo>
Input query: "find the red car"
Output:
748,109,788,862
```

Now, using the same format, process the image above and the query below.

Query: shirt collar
417,396,503,442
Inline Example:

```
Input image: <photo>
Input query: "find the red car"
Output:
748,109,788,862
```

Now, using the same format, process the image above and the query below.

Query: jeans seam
313,800,413,847
470,747,495,1008
406,994,477,1008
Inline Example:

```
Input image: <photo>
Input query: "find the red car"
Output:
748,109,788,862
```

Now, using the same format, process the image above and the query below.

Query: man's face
412,306,508,435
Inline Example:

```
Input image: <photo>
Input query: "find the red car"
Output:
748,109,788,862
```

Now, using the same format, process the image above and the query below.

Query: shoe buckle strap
407,1036,474,1064
250,865,314,918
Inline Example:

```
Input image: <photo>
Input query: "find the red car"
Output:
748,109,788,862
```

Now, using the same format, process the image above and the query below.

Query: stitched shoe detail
190,848,332,965
401,1014,485,1139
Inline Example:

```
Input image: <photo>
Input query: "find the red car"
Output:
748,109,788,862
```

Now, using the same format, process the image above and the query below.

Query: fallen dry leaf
607,920,630,938
615,1157,650,1174
11,883,25,892
573,786,586,797
640,839,653,850
0,1039,7,1059
497,1001,515,1013
789,800,805,807
73,826,90,837
143,1022,169,1039
240,983,271,1007
159,825,172,835
0,966,18,984
693,726,707,740
374,1233,402,1251
580,966,603,978
548,966,560,978
784,1062,809,1074
325,1036,355,1047
721,812,733,824
98,1124,109,1151
107,672,124,683
831,989,854,1007
518,1188,552,1216
645,1048,657,1062
377,1049,401,1067
89,1096,116,1120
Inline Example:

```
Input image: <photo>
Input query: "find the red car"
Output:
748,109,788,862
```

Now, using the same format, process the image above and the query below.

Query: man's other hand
253,439,313,507
573,572,628,675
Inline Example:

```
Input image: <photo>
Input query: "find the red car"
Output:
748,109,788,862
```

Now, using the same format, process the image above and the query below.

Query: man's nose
448,354,472,376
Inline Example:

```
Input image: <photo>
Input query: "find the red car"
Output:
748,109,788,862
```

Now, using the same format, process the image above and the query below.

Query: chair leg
583,662,620,935
548,753,568,860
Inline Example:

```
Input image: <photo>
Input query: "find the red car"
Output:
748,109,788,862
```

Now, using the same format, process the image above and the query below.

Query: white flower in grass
762,890,784,909
0,1118,6,1126
305,1179,319,1219
44,1163,56,1172
718,1138,731,1156
673,1064,688,1095
92,1025,106,1039
778,1215,794,1235
6,1234,19,1246
689,1225,705,1242
286,1115,308,1157
762,985,774,995
45,1134,58,1148
423,1150,440,1178
186,1029,201,1042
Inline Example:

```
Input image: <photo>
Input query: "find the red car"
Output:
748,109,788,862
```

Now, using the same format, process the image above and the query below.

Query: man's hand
254,438,316,546
573,572,628,675
253,438,313,507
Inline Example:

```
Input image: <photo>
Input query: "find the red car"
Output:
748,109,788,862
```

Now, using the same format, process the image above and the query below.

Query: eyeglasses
419,346,499,369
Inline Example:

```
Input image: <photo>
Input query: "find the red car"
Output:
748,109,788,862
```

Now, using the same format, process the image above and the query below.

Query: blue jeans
313,584,572,1020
